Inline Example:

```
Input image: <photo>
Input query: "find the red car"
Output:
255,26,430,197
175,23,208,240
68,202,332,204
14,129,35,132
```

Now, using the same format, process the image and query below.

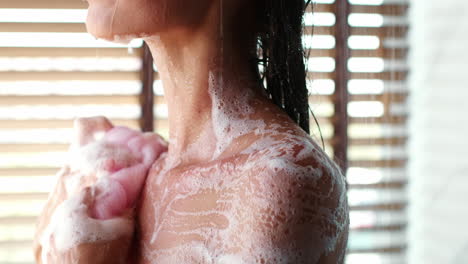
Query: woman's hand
34,183,134,264
33,117,167,264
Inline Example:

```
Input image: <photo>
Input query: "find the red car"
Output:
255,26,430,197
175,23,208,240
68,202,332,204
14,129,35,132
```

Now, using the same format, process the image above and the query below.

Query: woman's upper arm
245,158,349,263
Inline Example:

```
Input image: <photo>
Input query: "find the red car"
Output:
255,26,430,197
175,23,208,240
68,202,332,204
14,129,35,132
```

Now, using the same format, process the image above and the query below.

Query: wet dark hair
254,0,313,134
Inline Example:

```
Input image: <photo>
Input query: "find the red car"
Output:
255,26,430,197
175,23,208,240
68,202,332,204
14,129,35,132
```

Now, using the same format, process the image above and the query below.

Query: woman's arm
34,182,134,264
245,155,349,263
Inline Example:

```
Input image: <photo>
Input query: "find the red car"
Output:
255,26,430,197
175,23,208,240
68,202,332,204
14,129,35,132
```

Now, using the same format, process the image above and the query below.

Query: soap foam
40,188,133,263
38,118,167,262
140,123,348,263
134,70,348,263
69,141,139,177
208,71,266,159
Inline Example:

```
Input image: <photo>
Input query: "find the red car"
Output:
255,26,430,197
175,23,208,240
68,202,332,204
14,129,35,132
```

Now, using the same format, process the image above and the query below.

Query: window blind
0,0,148,262
0,0,409,263
304,0,409,263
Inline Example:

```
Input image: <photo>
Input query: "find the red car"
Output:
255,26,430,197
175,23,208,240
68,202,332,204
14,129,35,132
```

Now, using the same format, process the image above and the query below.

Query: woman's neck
144,6,264,167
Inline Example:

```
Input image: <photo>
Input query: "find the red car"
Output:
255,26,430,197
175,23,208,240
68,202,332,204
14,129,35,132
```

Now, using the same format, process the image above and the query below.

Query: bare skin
133,4,348,260
34,0,349,262
133,107,349,263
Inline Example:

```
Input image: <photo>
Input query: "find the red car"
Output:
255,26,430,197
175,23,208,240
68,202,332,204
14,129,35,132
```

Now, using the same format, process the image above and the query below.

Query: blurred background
0,0,467,263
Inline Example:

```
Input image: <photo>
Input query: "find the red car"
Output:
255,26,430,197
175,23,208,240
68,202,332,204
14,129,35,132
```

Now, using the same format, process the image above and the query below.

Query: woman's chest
134,160,256,263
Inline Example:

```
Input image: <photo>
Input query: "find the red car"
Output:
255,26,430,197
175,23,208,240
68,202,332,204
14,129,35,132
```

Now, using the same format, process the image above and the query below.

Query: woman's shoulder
241,125,345,185
233,128,349,262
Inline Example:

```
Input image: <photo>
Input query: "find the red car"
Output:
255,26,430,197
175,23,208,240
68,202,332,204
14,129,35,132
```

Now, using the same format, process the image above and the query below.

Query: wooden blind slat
349,181,407,189
309,4,334,13
311,4,409,15
0,95,140,105
349,115,407,125
0,240,32,248
305,26,334,35
349,159,407,168
352,26,409,38
348,136,407,146
307,49,335,57
0,262,32,264
0,0,87,9
348,245,406,254
0,23,86,33
0,216,36,225
0,144,68,153
308,71,408,81
308,116,409,126
0,71,152,81
351,223,406,232
351,93,408,103
351,71,408,81
271,93,408,104
350,202,407,211
350,4,409,15
0,168,58,177
0,47,142,58
306,48,408,59
0,95,165,107
0,192,48,200
290,116,408,126
351,48,408,59
0,119,139,130
305,26,409,38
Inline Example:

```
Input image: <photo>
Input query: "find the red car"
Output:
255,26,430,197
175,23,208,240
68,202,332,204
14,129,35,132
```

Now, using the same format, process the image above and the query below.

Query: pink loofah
72,118,167,220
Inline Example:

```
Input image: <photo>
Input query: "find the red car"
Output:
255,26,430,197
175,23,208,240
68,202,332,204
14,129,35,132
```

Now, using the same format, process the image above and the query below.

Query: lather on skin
34,117,168,264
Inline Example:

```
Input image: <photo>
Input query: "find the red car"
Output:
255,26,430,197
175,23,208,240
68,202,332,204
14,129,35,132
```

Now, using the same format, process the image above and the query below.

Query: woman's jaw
85,0,214,42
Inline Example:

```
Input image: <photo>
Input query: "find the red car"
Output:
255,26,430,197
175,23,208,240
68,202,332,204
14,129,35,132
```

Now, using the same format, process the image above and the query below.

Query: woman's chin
86,17,149,44
85,7,139,42
85,3,164,43
86,10,115,40
86,26,111,41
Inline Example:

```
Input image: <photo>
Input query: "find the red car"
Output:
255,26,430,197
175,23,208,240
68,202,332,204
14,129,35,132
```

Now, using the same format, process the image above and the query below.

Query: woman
34,0,349,263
